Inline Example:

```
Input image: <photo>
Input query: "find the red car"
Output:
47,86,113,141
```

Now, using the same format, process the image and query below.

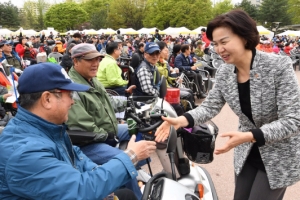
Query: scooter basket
181,122,218,164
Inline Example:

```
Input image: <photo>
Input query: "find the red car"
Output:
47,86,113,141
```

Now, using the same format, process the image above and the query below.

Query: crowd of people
257,34,300,55
0,27,212,200
0,9,300,200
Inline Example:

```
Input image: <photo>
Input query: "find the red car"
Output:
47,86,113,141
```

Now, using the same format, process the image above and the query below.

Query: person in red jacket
15,36,28,58
201,28,211,54
284,42,292,56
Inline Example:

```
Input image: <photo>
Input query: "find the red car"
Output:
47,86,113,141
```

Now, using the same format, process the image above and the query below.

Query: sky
3,0,243,8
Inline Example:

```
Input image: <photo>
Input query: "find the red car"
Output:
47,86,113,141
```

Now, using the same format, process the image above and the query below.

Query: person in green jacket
66,43,149,199
97,42,128,95
194,40,204,58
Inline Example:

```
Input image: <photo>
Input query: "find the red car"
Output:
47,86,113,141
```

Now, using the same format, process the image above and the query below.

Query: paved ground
143,69,300,200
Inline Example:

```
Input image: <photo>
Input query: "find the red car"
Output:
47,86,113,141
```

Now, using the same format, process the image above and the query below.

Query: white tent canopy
82,29,99,35
162,27,197,36
39,29,59,37
0,28,12,37
137,27,159,35
257,26,274,38
192,26,206,34
13,28,37,37
277,30,300,37
65,30,80,35
97,28,116,35
118,28,138,35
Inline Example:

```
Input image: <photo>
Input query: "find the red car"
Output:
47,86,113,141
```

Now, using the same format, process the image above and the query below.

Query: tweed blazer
188,50,300,189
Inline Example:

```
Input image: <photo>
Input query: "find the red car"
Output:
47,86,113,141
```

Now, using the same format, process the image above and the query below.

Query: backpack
29,48,37,59
23,49,31,60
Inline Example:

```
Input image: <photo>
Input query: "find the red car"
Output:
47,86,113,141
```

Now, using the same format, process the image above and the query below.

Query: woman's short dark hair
105,42,119,55
181,44,190,53
172,44,181,54
156,41,167,51
206,9,259,50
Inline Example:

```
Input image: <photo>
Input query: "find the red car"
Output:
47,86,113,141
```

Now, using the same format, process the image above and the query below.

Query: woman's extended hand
155,116,188,142
214,131,254,155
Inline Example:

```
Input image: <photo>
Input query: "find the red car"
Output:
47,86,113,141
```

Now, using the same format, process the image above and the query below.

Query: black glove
106,133,119,147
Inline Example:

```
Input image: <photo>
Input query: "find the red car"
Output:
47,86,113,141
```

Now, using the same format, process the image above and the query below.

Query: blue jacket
174,53,194,71
0,106,137,200
97,41,108,52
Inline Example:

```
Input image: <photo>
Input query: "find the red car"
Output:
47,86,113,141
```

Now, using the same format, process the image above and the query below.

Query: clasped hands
154,116,254,155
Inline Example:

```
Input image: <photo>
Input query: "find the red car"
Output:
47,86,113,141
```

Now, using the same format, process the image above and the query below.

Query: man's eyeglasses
49,89,75,99
4,44,12,46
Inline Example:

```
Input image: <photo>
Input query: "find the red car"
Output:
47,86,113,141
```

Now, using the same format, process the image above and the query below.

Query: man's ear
40,92,52,109
73,58,79,68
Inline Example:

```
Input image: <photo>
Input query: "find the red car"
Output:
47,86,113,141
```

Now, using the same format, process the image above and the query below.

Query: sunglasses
4,44,12,46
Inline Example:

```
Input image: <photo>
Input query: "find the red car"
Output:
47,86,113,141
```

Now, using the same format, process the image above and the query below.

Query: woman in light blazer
155,9,300,200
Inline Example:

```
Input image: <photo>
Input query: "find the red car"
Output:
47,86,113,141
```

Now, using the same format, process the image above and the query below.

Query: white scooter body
138,98,218,200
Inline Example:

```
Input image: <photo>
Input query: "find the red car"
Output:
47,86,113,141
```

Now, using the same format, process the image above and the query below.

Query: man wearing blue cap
0,63,156,199
135,42,161,96
0,40,22,70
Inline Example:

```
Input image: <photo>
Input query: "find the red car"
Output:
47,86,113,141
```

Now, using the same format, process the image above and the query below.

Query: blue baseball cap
144,42,160,54
0,40,12,46
18,63,90,94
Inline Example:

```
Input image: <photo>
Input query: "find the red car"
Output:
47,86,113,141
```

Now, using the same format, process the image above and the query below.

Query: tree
44,2,88,31
0,1,20,29
143,0,172,29
143,0,213,30
287,0,300,24
212,0,234,17
22,0,38,29
81,0,110,29
20,0,50,30
235,0,258,21
107,0,147,30
90,9,108,29
258,0,291,29
36,0,50,30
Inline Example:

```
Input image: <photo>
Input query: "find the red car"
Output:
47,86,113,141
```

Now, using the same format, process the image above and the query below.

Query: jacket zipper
61,129,76,169
94,89,117,134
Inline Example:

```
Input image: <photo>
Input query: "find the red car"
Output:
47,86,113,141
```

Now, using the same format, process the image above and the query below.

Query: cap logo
149,44,158,47
61,68,71,80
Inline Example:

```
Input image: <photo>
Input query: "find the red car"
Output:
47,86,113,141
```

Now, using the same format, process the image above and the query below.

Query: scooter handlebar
138,119,164,133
